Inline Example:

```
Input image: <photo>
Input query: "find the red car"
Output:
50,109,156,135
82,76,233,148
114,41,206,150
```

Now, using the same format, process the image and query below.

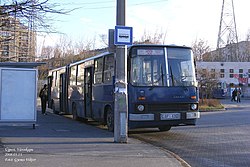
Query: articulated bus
48,44,200,131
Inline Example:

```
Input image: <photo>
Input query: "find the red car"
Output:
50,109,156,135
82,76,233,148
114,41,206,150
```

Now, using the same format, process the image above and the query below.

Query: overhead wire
61,0,168,10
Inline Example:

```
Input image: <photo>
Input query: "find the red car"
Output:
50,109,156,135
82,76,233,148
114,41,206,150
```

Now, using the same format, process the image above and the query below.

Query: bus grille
148,103,189,112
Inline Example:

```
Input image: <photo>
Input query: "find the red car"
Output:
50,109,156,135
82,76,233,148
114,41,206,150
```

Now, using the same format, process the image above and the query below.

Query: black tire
158,126,171,132
106,108,114,132
72,104,79,120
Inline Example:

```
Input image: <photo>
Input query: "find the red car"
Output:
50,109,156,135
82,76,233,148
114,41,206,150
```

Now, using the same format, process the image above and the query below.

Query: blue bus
48,44,200,131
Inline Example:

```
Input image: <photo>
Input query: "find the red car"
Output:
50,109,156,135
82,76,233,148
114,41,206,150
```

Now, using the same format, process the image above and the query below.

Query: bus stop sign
114,26,133,45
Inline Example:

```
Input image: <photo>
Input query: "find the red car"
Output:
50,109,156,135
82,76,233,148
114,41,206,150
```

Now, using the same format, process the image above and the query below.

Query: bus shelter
0,62,44,129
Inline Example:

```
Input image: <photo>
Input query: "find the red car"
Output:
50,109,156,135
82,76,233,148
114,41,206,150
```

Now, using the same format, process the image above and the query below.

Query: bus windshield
130,47,196,87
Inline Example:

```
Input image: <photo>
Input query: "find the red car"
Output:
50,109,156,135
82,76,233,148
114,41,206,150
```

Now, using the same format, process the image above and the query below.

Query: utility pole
114,0,128,143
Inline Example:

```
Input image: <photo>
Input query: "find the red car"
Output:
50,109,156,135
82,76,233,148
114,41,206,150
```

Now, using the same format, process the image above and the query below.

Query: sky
38,0,250,53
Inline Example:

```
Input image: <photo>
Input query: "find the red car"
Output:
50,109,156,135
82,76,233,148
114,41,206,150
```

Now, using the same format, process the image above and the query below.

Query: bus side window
77,63,84,94
52,72,56,87
70,66,77,85
94,57,104,84
104,54,114,84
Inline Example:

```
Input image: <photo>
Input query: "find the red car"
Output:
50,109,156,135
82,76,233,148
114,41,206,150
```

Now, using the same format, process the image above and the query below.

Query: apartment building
196,62,250,97
0,15,36,62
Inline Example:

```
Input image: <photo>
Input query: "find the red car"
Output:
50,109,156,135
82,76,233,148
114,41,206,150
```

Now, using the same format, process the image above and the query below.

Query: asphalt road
0,108,182,167
129,99,250,167
2,98,248,167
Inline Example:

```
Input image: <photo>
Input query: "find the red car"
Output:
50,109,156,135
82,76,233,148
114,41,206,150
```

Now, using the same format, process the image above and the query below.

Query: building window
229,69,234,73
201,69,206,78
211,73,215,78
248,69,250,73
239,74,243,78
239,69,243,73
211,69,215,73
229,74,234,78
220,69,225,73
220,74,225,78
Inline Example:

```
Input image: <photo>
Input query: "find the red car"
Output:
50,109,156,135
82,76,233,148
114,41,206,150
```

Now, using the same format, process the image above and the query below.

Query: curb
132,135,191,167
199,108,226,112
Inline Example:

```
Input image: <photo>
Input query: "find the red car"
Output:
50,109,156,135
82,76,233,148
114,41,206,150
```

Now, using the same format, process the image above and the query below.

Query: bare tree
99,34,108,48
0,0,78,63
246,29,250,41
40,45,53,59
196,68,219,99
37,35,102,80
240,32,250,61
0,0,75,32
0,0,77,46
134,29,167,44
192,39,211,61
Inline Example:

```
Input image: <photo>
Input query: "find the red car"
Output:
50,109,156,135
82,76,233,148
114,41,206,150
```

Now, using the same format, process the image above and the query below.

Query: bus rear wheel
106,108,114,132
158,126,171,132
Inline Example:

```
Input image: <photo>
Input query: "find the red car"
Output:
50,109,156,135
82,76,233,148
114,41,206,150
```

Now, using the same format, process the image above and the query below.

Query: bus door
59,73,66,113
47,76,53,108
84,67,93,118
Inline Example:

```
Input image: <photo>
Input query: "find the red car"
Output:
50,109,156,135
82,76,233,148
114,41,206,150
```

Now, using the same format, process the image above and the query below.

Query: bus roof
48,66,67,75
69,51,112,67
48,44,192,71
129,44,192,50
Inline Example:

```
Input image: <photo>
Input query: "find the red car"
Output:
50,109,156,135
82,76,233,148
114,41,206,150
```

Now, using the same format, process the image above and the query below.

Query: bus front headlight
137,105,145,112
190,104,198,110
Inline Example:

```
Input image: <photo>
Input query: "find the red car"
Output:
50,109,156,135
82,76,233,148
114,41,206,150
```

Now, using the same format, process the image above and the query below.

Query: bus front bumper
129,111,200,121
128,112,200,129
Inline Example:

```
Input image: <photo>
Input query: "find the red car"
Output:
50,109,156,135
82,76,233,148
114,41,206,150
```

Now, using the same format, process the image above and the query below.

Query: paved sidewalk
0,108,184,167
220,98,250,109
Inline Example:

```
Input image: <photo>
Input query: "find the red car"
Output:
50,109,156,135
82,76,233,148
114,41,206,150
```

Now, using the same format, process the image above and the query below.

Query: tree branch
0,0,78,33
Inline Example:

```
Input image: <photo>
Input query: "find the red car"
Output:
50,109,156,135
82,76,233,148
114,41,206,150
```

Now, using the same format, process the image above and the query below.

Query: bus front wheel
106,108,114,132
158,126,171,132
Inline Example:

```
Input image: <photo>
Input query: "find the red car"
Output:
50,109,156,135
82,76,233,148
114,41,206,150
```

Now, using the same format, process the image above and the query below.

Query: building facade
208,41,250,62
196,62,250,97
0,15,36,62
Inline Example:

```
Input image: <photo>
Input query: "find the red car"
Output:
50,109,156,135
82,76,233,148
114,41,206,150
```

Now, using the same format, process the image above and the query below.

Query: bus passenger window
77,64,84,85
52,72,56,87
94,57,103,84
104,55,114,83
70,66,77,85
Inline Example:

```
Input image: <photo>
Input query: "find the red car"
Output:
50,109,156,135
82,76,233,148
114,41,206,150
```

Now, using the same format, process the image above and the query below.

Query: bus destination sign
137,49,164,55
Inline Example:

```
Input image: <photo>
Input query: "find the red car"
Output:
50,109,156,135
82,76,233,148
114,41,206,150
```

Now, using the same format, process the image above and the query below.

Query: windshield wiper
160,64,164,86
169,66,186,86
170,66,175,86
151,64,165,86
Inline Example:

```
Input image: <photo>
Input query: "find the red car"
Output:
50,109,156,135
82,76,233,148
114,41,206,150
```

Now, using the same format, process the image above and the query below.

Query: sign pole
114,0,128,143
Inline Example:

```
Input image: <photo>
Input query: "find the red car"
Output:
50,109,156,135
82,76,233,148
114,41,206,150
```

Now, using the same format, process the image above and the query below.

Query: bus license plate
160,113,180,120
